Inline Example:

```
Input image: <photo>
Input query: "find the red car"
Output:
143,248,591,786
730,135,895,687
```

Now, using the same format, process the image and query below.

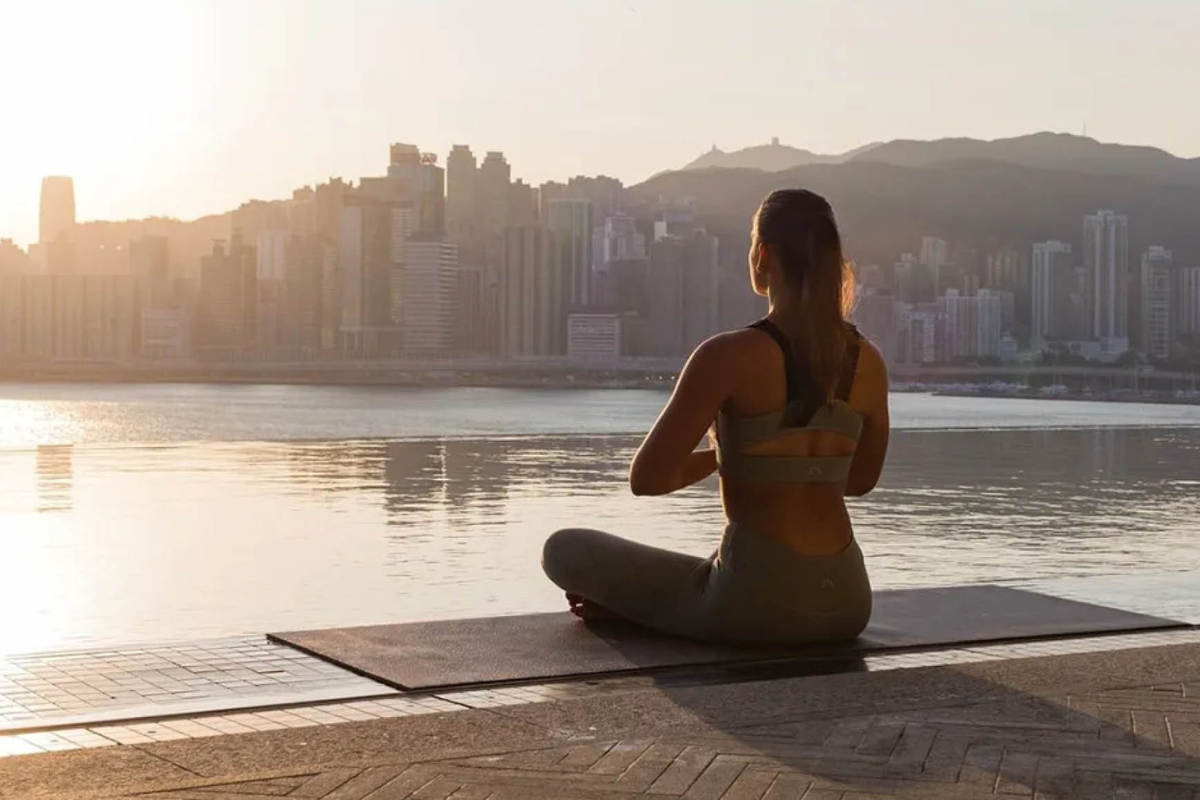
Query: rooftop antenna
1082,120,1088,137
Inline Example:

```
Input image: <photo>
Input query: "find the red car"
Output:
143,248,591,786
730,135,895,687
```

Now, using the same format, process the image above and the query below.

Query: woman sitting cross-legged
542,188,890,647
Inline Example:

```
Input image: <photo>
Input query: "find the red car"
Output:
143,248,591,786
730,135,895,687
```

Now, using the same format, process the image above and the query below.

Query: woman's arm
629,336,734,496
677,449,718,489
845,342,890,497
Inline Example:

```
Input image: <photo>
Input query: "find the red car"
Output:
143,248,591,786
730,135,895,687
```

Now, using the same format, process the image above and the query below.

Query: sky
1,0,1199,247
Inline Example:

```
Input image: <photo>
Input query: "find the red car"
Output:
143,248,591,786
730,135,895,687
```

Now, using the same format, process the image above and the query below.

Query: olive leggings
542,523,871,647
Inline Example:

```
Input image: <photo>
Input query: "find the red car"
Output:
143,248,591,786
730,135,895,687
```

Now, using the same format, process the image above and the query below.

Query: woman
541,188,890,647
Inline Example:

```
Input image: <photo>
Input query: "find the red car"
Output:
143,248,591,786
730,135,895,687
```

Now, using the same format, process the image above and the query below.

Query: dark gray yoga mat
269,586,1186,691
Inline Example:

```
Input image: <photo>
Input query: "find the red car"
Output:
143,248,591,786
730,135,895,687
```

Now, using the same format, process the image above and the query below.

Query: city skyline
4,0,1200,247
4,139,1199,371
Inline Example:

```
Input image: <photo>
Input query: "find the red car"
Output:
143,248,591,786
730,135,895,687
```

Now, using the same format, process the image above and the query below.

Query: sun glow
0,1,209,244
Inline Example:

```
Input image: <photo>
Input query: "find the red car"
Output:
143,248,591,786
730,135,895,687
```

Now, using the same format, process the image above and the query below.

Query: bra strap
747,318,800,404
836,325,862,401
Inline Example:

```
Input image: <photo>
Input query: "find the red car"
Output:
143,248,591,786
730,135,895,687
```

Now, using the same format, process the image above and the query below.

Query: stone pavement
4,641,1200,799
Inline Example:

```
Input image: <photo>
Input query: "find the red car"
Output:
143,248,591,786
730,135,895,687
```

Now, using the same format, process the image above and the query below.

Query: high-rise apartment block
896,303,941,364
1174,266,1200,355
339,194,398,355
398,239,458,355
1031,240,1077,345
385,143,445,236
852,290,899,364
0,274,137,363
546,199,595,353
985,248,1023,292
196,234,257,358
1140,247,1172,360
646,220,720,358
445,145,538,353
1083,210,1129,354
939,289,1001,360
446,145,480,261
499,225,555,357
920,236,950,295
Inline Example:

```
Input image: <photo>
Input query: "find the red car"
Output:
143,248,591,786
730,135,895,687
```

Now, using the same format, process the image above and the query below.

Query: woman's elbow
844,480,876,498
844,468,881,497
629,466,671,497
629,476,665,497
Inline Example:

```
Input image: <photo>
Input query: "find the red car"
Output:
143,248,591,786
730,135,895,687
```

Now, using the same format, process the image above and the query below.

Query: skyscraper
1174,266,1200,358
851,291,899,364
681,229,720,352
339,194,397,355
984,248,1022,291
478,152,512,262
197,235,257,358
0,274,137,364
398,238,458,355
919,236,949,295
592,214,647,306
39,176,75,246
446,144,479,260
1083,210,1129,353
564,175,623,218
647,235,686,357
547,199,595,352
386,143,445,236
283,233,334,354
645,217,721,358
940,289,975,360
1031,240,1076,345
500,225,553,357
38,176,77,274
975,289,1004,358
1140,246,1172,360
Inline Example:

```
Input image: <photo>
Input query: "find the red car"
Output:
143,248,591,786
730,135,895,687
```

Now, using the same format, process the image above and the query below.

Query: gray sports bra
716,319,863,484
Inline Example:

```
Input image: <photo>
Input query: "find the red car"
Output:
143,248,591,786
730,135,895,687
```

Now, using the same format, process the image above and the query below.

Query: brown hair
752,188,856,411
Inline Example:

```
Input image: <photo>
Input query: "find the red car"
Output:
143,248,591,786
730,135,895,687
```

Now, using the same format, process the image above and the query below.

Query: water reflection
234,428,1200,540
35,445,73,513
1,427,1198,653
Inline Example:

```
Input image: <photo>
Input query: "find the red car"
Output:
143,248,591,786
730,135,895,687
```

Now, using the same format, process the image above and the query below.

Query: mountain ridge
682,138,881,172
631,156,1200,268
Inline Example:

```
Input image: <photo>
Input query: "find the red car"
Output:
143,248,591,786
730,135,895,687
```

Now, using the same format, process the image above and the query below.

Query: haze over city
4,0,1200,246
5,4,1200,792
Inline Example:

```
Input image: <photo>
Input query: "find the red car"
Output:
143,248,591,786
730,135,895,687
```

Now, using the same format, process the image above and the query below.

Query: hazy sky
2,0,1198,247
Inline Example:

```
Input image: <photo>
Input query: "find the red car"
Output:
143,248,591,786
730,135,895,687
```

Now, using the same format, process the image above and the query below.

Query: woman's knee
541,528,600,587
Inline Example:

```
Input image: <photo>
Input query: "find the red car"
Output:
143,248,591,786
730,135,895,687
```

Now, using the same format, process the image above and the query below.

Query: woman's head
748,188,856,405
749,188,852,309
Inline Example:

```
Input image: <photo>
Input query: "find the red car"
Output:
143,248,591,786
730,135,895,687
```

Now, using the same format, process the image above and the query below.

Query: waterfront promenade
3,624,1200,799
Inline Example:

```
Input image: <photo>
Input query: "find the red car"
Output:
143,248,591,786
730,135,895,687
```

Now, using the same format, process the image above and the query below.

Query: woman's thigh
542,528,711,628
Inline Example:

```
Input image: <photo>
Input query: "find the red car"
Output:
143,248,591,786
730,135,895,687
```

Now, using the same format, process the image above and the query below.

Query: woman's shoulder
850,334,889,395
684,327,781,380
695,326,782,359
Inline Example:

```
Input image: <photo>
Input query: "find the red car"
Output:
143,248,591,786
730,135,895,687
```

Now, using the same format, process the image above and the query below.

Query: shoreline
928,387,1200,406
0,370,675,390
2,370,1200,405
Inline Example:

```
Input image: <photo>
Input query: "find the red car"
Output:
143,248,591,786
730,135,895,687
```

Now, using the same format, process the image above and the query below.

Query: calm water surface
1,383,1198,655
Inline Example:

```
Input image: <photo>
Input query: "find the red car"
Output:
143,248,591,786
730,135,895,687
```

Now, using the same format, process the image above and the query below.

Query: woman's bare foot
565,593,626,623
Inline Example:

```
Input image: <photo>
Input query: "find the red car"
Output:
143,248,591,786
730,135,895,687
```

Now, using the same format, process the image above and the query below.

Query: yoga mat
269,585,1186,691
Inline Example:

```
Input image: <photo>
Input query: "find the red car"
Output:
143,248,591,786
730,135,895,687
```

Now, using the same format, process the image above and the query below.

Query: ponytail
753,189,855,414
